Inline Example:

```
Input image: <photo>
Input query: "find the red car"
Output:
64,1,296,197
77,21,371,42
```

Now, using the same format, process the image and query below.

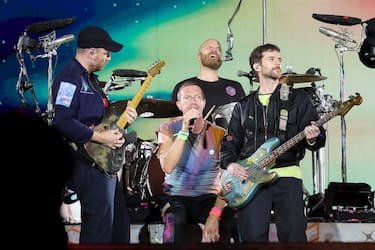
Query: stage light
359,17,375,68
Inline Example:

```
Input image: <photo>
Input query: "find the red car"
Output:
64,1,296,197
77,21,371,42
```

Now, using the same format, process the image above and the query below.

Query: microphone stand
34,30,59,125
223,0,242,61
322,24,359,183
262,0,268,44
45,49,57,125
337,44,347,183
333,38,358,183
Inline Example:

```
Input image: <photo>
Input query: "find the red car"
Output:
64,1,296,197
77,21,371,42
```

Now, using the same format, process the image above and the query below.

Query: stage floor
65,222,375,244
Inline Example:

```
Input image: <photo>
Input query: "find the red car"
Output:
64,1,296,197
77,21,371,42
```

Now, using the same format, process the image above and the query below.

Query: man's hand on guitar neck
304,121,320,145
124,101,138,124
226,162,251,182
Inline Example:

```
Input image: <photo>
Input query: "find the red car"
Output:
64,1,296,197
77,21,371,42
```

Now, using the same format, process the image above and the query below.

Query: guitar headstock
336,93,363,116
147,59,166,77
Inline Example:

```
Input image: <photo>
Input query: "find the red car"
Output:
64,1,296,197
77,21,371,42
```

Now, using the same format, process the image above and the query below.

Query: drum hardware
282,66,333,196
110,98,182,119
314,85,338,195
313,84,336,195
101,69,148,94
300,83,337,195
137,98,182,118
123,139,160,200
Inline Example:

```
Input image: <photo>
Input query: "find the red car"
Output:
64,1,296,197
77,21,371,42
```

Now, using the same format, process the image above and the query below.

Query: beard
266,68,282,79
200,53,222,70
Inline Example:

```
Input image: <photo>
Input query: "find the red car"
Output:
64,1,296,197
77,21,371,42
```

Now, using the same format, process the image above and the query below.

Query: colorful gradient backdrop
1,0,374,195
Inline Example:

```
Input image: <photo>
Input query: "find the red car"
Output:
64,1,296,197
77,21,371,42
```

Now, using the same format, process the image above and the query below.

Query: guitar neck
116,75,154,129
257,107,340,167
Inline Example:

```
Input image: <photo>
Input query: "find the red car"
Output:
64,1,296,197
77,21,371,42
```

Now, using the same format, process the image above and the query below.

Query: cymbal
137,98,182,118
279,74,327,84
110,99,182,118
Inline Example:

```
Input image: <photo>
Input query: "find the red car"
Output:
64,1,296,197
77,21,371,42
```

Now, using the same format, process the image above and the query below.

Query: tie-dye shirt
158,118,226,196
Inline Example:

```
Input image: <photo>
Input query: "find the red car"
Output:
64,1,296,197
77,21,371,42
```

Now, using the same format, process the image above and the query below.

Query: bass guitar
83,59,165,174
220,94,362,209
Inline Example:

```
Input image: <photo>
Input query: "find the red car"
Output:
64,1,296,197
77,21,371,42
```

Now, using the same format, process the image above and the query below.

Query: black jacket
220,85,326,169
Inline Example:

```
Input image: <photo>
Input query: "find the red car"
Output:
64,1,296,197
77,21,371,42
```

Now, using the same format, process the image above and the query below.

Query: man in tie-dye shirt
156,82,238,243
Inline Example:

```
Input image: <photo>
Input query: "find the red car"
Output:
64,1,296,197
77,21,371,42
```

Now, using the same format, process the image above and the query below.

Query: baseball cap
77,26,123,52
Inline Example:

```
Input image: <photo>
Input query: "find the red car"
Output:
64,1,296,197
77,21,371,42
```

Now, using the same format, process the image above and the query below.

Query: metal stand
37,31,60,125
15,33,42,114
15,30,65,125
336,44,347,182
312,147,326,194
45,49,57,125
262,0,267,44
327,29,358,183
330,41,358,183
311,84,337,194
29,48,57,125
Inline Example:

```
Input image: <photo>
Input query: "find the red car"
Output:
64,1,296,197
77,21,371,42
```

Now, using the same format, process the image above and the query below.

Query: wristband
176,130,189,140
209,206,222,220
307,139,316,146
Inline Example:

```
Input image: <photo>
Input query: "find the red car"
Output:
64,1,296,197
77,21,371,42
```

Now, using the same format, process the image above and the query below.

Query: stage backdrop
1,0,374,195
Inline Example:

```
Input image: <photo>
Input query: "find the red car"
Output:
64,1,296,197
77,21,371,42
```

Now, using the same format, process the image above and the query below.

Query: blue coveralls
52,58,130,243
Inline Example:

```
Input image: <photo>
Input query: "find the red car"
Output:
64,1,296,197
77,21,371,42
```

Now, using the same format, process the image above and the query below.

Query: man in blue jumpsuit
52,26,138,243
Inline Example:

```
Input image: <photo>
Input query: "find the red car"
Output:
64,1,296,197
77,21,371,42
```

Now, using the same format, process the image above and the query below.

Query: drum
144,149,165,201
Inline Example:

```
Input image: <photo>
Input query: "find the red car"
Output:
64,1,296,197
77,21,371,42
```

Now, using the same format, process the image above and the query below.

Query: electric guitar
83,59,165,174
220,94,362,209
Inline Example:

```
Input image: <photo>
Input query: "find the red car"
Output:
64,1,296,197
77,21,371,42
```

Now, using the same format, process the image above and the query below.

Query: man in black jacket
220,43,326,243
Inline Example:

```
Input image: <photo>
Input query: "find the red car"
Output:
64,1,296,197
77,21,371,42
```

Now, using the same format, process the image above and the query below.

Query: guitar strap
278,84,291,141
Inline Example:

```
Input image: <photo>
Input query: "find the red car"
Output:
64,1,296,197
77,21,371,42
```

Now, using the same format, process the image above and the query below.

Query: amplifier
329,209,375,223
324,182,375,222
325,182,374,208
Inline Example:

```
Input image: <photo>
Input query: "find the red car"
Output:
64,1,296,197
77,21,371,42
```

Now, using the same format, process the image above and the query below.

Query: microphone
27,17,76,34
112,69,147,78
312,13,361,26
237,70,253,79
319,27,356,43
44,34,75,50
189,118,196,131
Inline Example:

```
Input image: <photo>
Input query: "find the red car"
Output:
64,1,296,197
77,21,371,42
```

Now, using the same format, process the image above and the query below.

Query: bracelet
307,139,316,146
209,206,222,220
176,130,189,140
